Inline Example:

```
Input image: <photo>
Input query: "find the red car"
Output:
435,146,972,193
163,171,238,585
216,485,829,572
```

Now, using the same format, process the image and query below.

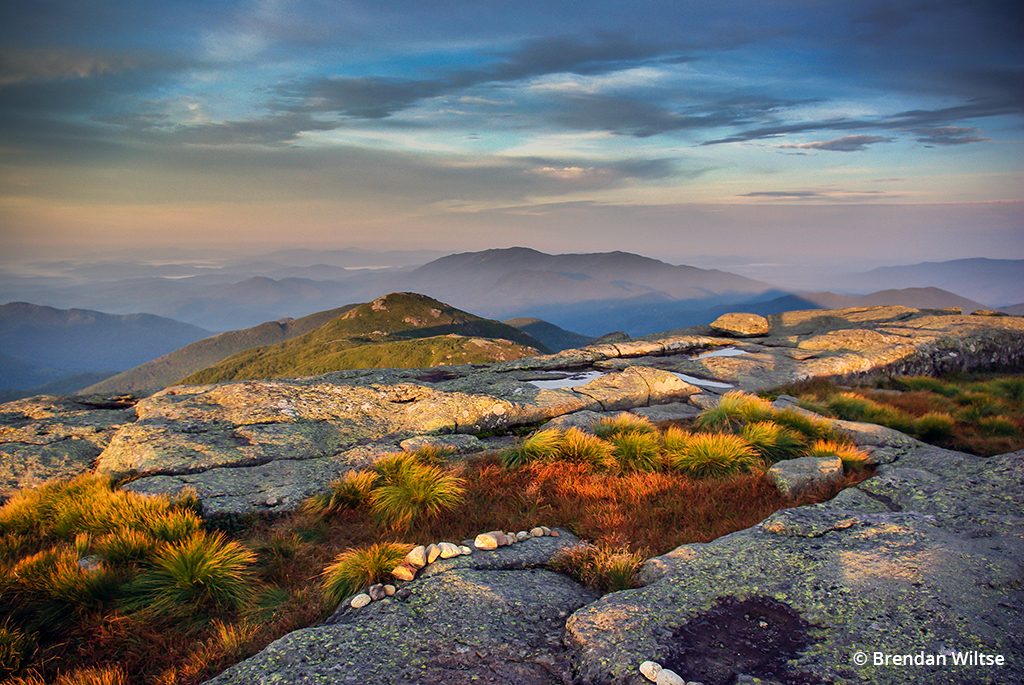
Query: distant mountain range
504,318,593,352
179,293,545,385
0,302,210,398
850,258,1024,307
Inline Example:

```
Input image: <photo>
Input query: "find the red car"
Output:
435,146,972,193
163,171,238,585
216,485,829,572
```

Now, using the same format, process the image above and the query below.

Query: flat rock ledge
204,532,592,685
2,306,1022,516
565,435,1024,685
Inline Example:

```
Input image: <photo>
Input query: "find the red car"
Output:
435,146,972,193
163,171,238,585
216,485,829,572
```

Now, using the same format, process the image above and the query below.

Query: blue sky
0,0,1021,267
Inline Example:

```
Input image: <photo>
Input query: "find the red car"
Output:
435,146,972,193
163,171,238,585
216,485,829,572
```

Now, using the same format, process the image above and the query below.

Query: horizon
1,1,1022,265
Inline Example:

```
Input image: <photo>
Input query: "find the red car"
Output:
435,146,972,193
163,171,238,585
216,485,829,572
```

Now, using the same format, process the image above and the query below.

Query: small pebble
530,527,545,537
549,529,560,537
439,541,461,558
474,532,502,550
368,583,386,600
350,593,371,609
391,564,417,581
655,668,685,685
540,526,551,535
426,543,441,563
383,584,396,596
516,531,529,541
405,545,427,569
639,660,662,682
459,545,472,555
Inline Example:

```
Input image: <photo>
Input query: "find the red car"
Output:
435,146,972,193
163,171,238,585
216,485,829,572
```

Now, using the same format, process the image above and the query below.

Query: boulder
574,366,699,411
767,456,844,499
709,313,770,337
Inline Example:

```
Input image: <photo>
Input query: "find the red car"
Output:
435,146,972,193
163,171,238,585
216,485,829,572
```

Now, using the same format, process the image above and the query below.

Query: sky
0,0,1022,268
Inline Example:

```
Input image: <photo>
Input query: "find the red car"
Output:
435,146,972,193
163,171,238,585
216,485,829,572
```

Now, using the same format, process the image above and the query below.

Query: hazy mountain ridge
504,318,593,352
0,302,209,397
853,258,1024,306
180,292,546,384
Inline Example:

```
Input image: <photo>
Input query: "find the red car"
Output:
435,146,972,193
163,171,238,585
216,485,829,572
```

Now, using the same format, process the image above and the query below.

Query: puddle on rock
693,346,749,360
527,371,607,390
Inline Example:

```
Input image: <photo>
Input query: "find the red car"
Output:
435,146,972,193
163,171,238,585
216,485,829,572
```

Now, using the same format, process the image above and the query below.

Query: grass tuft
549,543,644,593
807,439,871,471
502,428,564,467
607,431,661,472
557,427,615,468
667,433,763,478
740,421,806,463
369,460,465,530
302,470,378,516
124,531,256,621
913,412,956,442
593,413,656,439
321,542,411,607
0,623,33,677
694,391,775,432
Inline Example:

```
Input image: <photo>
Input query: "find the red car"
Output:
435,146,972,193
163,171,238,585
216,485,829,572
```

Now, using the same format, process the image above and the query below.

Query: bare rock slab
204,565,596,685
767,456,843,499
709,313,770,337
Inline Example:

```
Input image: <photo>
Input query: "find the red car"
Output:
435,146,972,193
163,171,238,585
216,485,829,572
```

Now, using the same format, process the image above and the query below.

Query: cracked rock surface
566,429,1024,685
204,532,592,685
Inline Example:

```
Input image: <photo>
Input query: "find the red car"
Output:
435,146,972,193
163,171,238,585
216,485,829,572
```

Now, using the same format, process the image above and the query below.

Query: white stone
459,545,472,555
438,542,461,559
474,532,502,550
391,564,417,581
639,660,662,682
405,545,427,569
655,668,685,685
350,593,371,609
540,526,551,535
426,543,441,563
530,527,545,537
516,531,529,541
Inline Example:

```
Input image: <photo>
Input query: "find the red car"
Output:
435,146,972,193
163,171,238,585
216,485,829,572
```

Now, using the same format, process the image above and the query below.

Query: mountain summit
181,292,545,384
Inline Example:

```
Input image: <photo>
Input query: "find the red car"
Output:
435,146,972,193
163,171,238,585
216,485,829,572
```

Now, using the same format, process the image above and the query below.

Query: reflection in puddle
528,369,734,391
693,346,749,360
527,371,607,390
673,373,734,389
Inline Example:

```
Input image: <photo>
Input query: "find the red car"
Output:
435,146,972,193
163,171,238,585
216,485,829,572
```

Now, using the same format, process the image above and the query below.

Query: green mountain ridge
180,293,546,384
83,305,358,395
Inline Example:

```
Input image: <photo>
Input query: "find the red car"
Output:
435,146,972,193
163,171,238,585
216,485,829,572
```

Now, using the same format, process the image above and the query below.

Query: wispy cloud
778,134,891,152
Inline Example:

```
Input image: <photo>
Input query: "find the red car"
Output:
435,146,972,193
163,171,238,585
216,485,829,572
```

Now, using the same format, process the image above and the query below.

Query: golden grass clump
320,542,411,606
302,470,378,516
607,430,661,472
593,412,656,439
667,433,763,478
557,427,615,468
807,439,871,471
694,391,775,432
502,428,564,467
369,457,466,530
549,543,644,593
124,530,256,621
739,421,806,463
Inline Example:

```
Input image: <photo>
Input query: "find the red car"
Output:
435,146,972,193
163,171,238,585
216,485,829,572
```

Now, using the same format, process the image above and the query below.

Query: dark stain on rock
662,595,821,685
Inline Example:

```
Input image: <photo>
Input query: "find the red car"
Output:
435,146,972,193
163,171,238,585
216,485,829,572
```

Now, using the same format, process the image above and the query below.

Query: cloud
275,33,686,120
778,134,892,152
739,189,891,201
911,126,989,146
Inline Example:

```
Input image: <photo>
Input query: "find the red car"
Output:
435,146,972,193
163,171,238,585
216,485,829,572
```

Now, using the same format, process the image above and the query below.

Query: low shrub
321,542,411,606
740,421,805,463
558,428,615,468
124,531,256,621
369,460,466,530
913,412,956,442
0,623,33,677
807,439,870,471
502,428,564,467
303,470,378,516
593,413,656,439
977,415,1019,437
694,391,774,432
549,543,644,593
895,376,960,397
607,430,661,472
825,393,916,433
668,433,763,478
